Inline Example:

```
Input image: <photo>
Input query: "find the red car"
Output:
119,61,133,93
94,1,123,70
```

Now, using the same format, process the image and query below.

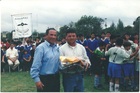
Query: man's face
125,46,131,51
101,34,105,38
134,35,138,39
100,45,105,50
125,35,130,40
106,33,111,37
46,30,57,44
80,36,84,40
10,44,14,49
91,34,95,39
66,33,77,44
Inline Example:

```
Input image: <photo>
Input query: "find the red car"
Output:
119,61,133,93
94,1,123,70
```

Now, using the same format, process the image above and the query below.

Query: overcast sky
1,0,140,33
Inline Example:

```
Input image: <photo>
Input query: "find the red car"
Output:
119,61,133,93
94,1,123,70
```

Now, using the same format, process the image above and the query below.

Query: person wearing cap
30,28,61,92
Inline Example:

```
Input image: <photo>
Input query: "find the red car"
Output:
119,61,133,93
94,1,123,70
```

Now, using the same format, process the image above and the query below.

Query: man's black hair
110,35,116,40
46,28,56,35
106,31,111,34
99,41,106,47
79,34,84,37
18,41,22,45
115,38,123,46
101,32,105,35
91,32,95,35
35,37,40,40
65,28,76,36
123,41,131,47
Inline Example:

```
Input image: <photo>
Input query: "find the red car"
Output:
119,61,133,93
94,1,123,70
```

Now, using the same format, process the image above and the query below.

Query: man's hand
35,81,44,90
101,58,106,61
85,62,90,71
10,58,16,62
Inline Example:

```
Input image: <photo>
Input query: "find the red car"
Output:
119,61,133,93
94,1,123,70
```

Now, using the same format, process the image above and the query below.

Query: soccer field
1,71,109,92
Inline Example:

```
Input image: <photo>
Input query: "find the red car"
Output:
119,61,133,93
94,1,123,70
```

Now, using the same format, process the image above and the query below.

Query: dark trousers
37,73,60,92
102,61,109,83
23,61,32,71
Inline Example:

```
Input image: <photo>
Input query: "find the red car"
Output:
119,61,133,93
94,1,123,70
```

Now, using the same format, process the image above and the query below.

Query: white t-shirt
6,47,18,58
59,42,91,65
124,49,134,63
105,46,130,64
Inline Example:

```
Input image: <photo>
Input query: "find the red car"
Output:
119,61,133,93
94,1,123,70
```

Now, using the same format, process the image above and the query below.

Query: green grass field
1,71,109,92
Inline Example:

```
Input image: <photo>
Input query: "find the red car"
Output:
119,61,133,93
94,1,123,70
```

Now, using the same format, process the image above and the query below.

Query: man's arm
30,46,44,90
82,46,91,70
28,55,32,62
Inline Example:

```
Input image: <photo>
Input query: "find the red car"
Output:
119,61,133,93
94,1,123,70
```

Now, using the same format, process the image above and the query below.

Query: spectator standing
85,32,99,75
76,34,85,46
93,41,106,89
24,40,32,54
23,50,31,71
100,32,110,44
122,42,136,91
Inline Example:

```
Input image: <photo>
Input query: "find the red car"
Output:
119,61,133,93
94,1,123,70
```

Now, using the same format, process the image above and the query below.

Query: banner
12,13,32,38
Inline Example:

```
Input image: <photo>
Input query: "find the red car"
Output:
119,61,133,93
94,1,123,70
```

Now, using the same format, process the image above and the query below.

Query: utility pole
105,18,107,29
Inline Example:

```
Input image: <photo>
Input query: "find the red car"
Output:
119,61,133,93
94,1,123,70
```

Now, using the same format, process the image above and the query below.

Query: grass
1,71,109,92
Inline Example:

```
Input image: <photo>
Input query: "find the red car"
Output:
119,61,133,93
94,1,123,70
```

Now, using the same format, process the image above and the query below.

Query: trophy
60,56,86,74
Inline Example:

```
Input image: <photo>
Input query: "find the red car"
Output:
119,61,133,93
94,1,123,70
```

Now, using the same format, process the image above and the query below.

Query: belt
63,71,83,75
40,72,59,77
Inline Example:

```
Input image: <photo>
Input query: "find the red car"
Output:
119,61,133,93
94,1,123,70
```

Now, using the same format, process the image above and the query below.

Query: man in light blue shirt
30,28,60,92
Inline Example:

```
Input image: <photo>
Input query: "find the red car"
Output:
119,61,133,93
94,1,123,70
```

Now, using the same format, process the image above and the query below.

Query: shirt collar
66,42,77,49
45,40,57,47
90,38,95,41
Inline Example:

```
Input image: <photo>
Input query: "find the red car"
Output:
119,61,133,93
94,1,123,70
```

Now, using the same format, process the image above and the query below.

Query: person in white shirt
59,28,91,92
6,42,20,70
105,38,139,92
122,41,136,91
123,33,138,50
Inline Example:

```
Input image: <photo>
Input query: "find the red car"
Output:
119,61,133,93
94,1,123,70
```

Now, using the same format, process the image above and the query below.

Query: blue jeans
62,73,84,92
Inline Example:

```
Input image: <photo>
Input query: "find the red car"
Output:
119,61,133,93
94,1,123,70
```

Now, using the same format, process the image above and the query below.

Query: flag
12,13,32,38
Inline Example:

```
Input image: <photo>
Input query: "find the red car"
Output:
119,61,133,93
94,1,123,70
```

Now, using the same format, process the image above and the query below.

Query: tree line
1,15,139,41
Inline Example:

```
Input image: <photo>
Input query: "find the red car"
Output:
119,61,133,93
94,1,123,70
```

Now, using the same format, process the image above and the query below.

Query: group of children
76,32,139,92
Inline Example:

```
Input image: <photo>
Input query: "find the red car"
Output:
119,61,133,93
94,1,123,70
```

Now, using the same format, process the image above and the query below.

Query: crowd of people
1,28,139,92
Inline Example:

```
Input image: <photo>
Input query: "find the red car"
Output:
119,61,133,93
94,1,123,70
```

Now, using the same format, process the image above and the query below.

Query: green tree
75,15,104,36
58,25,69,40
32,30,39,40
69,21,75,28
133,16,140,33
105,22,117,35
116,19,124,34
124,26,133,34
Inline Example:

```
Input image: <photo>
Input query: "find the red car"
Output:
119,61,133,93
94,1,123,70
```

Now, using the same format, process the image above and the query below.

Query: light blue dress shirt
30,40,60,82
